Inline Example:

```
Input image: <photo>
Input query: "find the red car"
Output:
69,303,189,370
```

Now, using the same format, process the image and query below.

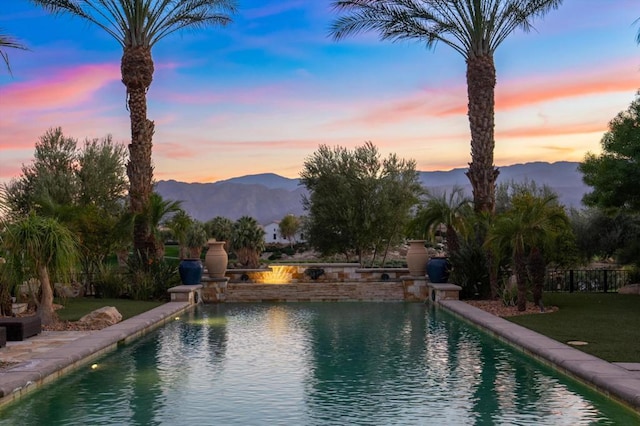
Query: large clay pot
179,259,203,285
406,240,429,277
205,239,228,278
427,257,450,283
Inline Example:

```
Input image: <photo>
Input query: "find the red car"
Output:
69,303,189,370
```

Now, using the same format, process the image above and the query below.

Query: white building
262,221,305,245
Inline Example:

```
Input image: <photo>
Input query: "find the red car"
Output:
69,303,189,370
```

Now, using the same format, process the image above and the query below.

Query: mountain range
155,161,590,225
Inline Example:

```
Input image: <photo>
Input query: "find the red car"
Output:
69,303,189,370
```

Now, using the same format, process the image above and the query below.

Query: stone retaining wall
200,264,428,303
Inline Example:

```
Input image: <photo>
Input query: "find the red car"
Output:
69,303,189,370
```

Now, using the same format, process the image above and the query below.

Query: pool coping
1,300,639,414
0,301,193,408
439,299,640,413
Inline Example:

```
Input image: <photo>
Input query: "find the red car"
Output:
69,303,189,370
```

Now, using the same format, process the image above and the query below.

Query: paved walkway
1,330,93,364
0,301,192,407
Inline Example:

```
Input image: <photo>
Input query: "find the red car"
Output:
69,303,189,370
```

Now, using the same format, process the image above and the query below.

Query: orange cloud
330,59,638,128
497,121,606,139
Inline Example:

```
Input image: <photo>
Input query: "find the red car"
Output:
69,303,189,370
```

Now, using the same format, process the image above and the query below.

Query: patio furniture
0,316,42,341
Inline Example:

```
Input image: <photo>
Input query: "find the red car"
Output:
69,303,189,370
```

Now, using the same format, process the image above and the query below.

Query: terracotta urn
205,239,228,278
406,240,429,277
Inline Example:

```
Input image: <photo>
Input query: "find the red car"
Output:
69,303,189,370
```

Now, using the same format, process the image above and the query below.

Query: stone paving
1,330,93,365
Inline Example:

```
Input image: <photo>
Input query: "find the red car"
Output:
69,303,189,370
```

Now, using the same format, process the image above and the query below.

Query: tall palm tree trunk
465,54,499,214
122,46,156,259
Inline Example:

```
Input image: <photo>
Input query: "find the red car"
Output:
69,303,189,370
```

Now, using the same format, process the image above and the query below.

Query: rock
618,284,640,295
55,282,85,298
78,306,122,328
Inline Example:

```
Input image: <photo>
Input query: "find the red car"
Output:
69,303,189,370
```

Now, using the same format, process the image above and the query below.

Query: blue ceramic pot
179,259,203,285
427,257,450,283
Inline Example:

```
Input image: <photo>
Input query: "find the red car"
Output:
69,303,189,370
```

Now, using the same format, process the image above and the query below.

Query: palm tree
407,186,473,256
330,0,563,214
30,0,237,259
2,214,78,325
140,192,182,259
487,193,568,311
166,209,193,258
231,216,265,268
0,30,27,75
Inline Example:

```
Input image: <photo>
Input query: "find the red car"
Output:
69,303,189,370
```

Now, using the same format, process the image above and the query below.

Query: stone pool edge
0,301,193,408
439,299,640,413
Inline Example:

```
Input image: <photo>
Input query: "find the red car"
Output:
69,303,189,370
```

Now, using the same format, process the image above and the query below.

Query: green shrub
498,278,518,307
449,238,491,299
126,253,180,301
93,264,128,298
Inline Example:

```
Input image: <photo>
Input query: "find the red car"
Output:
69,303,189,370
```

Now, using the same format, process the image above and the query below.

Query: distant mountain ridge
155,161,589,224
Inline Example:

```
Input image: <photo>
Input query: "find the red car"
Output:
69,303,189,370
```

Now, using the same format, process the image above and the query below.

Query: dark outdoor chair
0,316,42,341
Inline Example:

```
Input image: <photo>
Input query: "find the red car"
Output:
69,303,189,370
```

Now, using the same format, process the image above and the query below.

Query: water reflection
0,303,636,425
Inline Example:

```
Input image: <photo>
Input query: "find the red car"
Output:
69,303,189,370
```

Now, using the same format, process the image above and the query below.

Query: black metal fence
544,269,631,293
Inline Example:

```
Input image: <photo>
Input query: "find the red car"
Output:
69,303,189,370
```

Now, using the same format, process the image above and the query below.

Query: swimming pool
0,303,636,424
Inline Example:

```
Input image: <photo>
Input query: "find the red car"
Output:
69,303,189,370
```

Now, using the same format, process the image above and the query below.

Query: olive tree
279,215,301,248
4,128,130,287
300,142,422,265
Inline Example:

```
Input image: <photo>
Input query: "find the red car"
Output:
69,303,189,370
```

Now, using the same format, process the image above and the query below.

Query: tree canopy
300,142,422,265
580,92,640,212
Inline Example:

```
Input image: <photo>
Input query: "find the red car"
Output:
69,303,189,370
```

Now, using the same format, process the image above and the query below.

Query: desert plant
1,214,78,324
230,216,265,268
93,264,128,299
126,252,180,301
185,221,207,258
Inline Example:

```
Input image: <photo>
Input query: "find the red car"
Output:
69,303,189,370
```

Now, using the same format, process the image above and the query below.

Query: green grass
508,293,640,362
164,245,180,259
55,297,164,321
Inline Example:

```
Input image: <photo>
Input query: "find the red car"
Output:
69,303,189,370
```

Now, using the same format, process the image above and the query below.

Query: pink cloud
1,63,120,111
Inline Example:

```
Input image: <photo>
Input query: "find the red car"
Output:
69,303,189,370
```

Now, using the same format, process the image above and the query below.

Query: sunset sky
1,0,639,185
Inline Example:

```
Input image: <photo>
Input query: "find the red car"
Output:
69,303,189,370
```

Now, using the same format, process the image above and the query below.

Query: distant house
262,221,305,245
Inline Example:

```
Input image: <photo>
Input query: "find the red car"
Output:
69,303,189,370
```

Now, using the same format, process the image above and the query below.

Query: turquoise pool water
1,303,637,425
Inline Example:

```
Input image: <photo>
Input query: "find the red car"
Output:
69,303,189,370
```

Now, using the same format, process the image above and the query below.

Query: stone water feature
222,263,424,302
170,263,461,304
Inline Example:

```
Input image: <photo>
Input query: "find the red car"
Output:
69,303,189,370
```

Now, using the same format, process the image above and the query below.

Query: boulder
78,306,123,328
55,282,84,298
618,284,640,295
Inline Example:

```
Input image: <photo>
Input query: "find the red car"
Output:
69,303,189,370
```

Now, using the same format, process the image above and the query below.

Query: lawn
508,292,640,363
55,297,164,321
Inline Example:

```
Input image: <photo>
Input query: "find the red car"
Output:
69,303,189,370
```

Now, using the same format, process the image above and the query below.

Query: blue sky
1,0,639,184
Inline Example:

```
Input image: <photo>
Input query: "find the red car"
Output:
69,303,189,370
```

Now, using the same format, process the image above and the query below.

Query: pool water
1,303,637,425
